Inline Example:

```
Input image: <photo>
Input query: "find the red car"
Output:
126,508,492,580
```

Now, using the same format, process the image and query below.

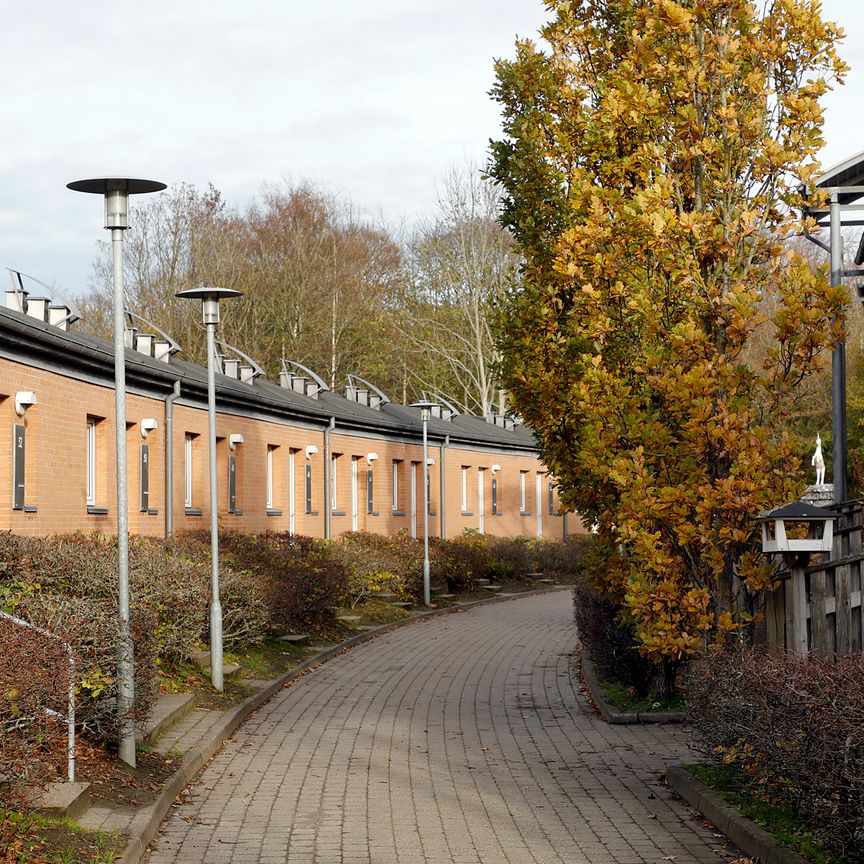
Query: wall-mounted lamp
366,452,379,465
140,418,158,438
426,457,435,467
491,464,501,474
228,433,244,451
14,391,37,417
305,444,318,460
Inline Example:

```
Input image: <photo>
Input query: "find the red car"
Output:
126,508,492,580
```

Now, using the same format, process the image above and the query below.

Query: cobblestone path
144,592,729,864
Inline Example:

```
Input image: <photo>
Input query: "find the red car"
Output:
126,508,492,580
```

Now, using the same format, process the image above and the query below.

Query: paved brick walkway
144,593,730,864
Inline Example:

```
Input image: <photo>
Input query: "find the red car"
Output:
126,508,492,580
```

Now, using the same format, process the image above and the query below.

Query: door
536,474,543,538
477,469,485,534
410,462,417,538
288,449,296,535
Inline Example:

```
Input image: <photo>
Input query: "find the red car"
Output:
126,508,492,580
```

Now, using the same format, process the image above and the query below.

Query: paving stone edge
119,584,569,864
580,645,687,725
666,766,809,864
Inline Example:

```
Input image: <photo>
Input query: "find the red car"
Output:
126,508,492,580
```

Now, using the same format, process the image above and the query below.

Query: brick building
0,286,581,541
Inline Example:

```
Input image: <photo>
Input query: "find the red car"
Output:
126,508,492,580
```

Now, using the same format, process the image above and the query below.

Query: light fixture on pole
68,177,165,768
176,286,242,692
410,400,437,606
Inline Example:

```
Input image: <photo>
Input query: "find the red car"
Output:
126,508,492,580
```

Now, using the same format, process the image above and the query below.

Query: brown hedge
687,646,864,862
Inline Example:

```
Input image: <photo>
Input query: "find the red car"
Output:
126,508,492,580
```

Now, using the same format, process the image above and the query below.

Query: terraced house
0,281,580,542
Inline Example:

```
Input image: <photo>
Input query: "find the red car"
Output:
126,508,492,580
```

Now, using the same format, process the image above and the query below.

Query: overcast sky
1,0,862,299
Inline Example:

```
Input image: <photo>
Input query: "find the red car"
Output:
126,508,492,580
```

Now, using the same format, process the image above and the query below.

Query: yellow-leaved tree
490,0,847,669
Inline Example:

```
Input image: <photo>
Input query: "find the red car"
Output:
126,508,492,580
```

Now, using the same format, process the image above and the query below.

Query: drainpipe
439,434,449,539
324,417,336,540
164,381,181,538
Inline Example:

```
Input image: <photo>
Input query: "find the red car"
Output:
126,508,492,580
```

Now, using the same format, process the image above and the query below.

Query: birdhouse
756,501,836,568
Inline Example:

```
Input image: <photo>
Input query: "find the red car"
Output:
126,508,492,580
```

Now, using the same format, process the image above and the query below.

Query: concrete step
137,692,196,746
482,584,501,592
190,650,210,670
278,633,310,646
525,572,544,580
535,578,555,584
224,663,242,680
388,600,413,609
26,782,91,820
337,614,362,623
475,578,491,586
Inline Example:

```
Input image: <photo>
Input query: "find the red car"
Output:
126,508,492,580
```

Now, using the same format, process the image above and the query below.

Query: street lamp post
67,178,166,767
410,400,437,606
176,286,242,691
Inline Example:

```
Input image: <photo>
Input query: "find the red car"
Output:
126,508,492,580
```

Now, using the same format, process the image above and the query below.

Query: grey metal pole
112,225,136,768
206,322,224,692
422,416,430,606
830,193,847,503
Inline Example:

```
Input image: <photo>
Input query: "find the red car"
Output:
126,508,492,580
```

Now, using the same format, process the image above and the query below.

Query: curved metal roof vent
345,374,391,410
425,393,460,422
5,269,81,331
215,340,264,384
279,359,328,399
123,309,181,363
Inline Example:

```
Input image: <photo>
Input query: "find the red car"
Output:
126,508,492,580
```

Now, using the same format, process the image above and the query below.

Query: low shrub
687,647,864,862
436,530,492,590
207,531,348,633
0,616,70,798
572,576,658,698
0,534,159,745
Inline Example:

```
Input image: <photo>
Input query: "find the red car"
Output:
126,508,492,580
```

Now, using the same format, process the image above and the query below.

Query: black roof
0,305,539,454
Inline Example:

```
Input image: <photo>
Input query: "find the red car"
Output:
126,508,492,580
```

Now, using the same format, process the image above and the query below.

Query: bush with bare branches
687,647,864,861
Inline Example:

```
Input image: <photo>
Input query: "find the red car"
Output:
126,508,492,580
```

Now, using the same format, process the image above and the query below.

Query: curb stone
666,766,809,864
119,585,570,864
580,646,687,724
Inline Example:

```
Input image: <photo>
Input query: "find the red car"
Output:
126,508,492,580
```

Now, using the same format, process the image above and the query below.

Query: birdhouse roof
757,502,837,522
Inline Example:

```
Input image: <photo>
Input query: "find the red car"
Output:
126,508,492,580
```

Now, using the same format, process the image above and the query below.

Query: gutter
324,416,336,540
164,381,182,537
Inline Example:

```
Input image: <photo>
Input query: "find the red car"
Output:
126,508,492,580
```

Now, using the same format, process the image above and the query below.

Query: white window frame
266,445,276,510
86,419,97,506
520,471,527,513
461,466,469,512
392,460,400,511
331,454,339,511
184,434,194,509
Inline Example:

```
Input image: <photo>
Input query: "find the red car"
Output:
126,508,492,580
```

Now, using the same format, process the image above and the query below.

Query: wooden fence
765,500,864,654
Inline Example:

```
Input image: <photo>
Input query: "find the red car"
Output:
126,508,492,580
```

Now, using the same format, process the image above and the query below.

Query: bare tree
401,164,518,415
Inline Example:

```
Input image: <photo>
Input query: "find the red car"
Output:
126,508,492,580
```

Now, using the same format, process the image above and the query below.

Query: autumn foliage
490,0,848,662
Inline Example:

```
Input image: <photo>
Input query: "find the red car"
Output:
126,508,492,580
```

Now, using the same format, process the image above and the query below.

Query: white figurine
812,433,826,486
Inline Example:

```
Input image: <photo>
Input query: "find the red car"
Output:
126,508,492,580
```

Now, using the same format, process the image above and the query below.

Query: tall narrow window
392,460,400,512
184,434,194,509
266,445,278,511
330,454,339,511
461,467,469,512
86,419,97,506
519,471,528,513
